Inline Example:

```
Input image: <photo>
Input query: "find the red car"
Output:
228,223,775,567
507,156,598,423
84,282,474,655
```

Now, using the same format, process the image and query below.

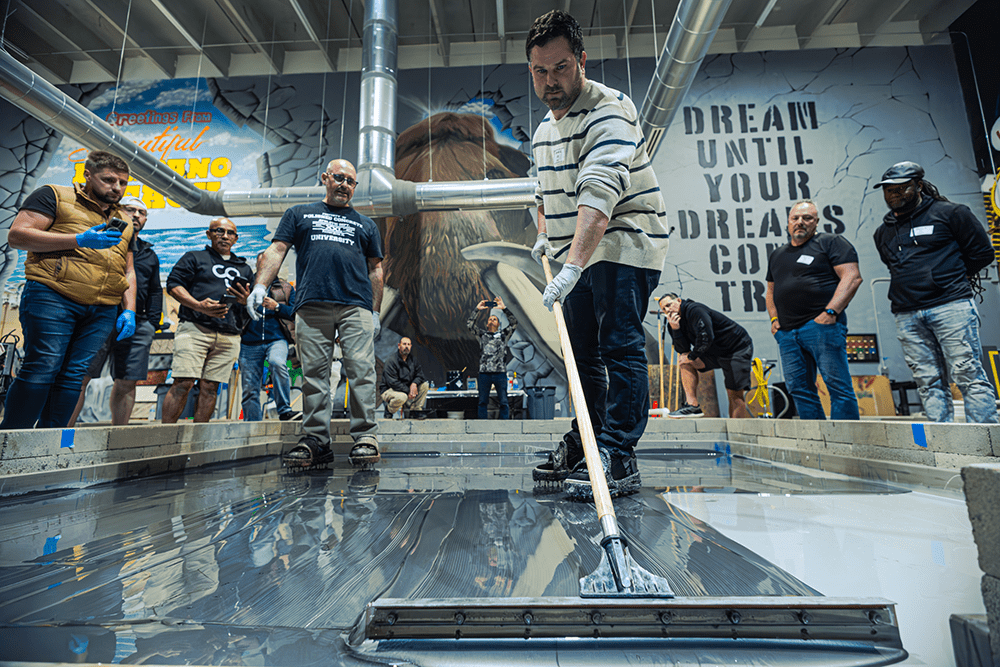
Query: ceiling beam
14,0,118,79
427,0,451,66
4,19,75,82
919,0,978,38
796,0,851,48
856,0,909,46
146,0,230,76
77,0,176,78
214,0,285,73
286,0,338,71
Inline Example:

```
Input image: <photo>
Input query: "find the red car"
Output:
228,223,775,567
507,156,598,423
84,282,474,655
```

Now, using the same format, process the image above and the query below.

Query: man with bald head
249,159,384,467
766,200,862,420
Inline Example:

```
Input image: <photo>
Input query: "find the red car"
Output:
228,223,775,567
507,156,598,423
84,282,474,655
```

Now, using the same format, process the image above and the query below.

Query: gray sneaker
668,404,703,418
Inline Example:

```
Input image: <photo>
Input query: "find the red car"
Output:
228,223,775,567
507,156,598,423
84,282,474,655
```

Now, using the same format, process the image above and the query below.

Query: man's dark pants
1,281,116,429
477,371,509,419
563,261,660,459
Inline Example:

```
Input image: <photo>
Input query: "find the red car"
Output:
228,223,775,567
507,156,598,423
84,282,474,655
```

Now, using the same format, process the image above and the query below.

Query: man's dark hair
85,151,129,176
918,179,949,203
526,10,584,62
658,293,679,304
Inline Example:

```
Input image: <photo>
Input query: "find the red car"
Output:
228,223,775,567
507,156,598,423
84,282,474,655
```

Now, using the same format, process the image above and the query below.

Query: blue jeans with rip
239,339,292,421
477,372,509,419
774,318,859,420
1,280,116,429
563,261,660,459
895,298,998,423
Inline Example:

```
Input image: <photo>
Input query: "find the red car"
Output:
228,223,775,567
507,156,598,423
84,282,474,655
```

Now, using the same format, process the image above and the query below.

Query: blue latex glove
372,311,381,339
531,232,554,266
116,310,136,341
542,264,583,310
76,223,122,249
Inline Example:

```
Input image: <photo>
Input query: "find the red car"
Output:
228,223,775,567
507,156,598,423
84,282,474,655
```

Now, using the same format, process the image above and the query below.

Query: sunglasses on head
326,172,357,187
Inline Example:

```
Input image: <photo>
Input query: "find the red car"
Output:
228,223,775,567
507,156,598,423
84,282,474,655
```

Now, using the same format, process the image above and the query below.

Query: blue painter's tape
931,541,945,566
60,429,75,449
911,423,927,448
43,534,61,555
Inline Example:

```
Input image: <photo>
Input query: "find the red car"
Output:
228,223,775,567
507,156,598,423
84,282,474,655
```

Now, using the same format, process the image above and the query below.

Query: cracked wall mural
0,43,994,412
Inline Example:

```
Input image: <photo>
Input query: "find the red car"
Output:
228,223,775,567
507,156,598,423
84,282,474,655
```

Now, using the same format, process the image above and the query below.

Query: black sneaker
282,435,333,468
668,404,703,419
279,411,301,421
533,432,585,482
564,449,641,501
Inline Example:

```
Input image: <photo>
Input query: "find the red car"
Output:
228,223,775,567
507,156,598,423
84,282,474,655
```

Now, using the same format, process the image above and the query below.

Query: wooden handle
541,256,617,525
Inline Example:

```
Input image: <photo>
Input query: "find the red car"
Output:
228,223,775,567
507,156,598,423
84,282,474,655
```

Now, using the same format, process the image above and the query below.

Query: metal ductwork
638,0,734,158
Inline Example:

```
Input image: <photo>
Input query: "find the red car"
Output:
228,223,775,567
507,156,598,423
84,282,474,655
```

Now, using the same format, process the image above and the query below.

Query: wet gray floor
0,444,907,665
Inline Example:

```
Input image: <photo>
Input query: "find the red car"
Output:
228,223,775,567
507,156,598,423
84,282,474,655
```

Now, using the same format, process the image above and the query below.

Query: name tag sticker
552,146,566,163
796,255,815,265
911,225,934,237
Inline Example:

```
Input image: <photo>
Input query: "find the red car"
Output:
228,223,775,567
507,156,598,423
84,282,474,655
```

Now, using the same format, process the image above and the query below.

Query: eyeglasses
123,206,146,216
209,228,238,238
326,172,357,187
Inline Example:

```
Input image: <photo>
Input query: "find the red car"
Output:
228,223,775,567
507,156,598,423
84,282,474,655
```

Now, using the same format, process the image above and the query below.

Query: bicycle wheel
745,384,790,419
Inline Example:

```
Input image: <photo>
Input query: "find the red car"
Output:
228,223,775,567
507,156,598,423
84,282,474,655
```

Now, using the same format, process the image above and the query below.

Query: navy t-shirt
765,233,858,330
273,201,383,311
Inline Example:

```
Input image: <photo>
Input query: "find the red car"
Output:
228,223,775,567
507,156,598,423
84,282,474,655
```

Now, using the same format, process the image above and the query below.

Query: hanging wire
427,3,434,181
0,0,12,53
318,0,333,170
188,13,209,135
339,0,355,158
651,0,659,65
621,0,633,102
597,1,606,84
260,22,278,154
110,0,134,119
480,2,487,181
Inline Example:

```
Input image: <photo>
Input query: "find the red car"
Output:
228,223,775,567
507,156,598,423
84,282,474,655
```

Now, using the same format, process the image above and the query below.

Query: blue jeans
478,372,509,419
563,261,660,458
774,319,859,420
895,299,998,423
1,280,116,429
239,339,292,421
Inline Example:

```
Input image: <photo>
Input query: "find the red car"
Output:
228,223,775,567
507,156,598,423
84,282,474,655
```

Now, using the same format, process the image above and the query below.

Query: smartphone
107,217,129,233
234,277,251,289
219,293,239,305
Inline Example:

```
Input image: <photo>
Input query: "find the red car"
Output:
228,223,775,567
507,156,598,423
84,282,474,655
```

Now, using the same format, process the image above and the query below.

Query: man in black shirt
380,337,429,418
766,200,862,420
163,217,253,423
658,294,752,419
873,161,997,423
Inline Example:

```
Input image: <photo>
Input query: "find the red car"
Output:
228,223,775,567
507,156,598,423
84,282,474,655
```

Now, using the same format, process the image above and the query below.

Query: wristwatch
825,308,837,316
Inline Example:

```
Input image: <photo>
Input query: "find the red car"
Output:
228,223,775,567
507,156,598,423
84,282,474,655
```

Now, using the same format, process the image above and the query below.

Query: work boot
350,434,381,466
564,448,641,502
533,432,584,482
282,435,333,468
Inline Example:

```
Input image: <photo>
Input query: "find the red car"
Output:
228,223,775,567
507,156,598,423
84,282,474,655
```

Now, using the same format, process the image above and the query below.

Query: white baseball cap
119,196,147,212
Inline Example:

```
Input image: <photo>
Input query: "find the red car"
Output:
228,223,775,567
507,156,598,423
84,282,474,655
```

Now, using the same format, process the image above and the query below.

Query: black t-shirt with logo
765,233,858,330
273,201,383,311
166,246,253,334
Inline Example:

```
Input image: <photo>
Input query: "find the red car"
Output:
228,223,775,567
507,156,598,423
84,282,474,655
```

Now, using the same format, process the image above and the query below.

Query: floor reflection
0,446,902,664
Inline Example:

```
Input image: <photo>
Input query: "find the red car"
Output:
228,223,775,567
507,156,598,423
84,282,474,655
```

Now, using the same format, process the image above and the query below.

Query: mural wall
0,43,994,404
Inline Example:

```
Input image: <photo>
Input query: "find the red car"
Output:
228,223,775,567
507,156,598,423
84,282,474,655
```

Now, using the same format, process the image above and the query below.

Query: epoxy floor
0,444,974,666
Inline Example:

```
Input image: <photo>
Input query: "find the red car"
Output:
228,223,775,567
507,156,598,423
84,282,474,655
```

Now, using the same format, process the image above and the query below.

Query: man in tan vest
1,150,137,429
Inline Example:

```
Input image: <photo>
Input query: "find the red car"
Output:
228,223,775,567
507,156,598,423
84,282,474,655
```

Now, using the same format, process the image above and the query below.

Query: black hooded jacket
668,299,752,361
873,196,994,313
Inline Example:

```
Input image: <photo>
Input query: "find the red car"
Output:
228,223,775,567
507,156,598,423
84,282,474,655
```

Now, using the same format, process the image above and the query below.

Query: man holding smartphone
466,296,518,419
163,217,253,423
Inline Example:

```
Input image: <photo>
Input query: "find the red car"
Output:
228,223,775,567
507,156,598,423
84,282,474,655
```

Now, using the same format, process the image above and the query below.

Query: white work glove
246,284,268,321
531,232,553,266
372,311,381,338
542,264,583,310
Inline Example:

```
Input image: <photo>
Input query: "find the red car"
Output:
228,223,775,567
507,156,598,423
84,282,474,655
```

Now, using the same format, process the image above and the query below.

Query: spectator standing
466,297,518,419
70,196,162,425
240,268,299,421
248,158,384,467
873,161,998,423
0,151,136,429
658,294,753,419
380,337,429,418
162,217,252,423
766,200,862,420
526,10,670,500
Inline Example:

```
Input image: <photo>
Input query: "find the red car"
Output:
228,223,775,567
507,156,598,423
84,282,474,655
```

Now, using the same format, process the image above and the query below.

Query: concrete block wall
962,464,1000,664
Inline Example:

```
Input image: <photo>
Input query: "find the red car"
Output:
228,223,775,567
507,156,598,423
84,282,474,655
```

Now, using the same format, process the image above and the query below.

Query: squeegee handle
541,255,619,532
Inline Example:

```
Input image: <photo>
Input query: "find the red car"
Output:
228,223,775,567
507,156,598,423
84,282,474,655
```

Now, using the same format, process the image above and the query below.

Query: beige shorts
171,320,241,383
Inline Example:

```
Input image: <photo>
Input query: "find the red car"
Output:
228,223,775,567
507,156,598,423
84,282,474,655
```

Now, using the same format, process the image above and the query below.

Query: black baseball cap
873,161,924,188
